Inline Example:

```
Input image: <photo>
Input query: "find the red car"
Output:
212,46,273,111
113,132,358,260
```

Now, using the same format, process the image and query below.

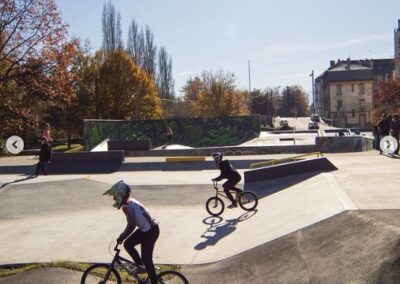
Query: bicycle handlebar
212,179,218,189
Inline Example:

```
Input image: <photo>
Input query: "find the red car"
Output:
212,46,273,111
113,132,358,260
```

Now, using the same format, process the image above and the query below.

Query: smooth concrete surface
0,151,399,268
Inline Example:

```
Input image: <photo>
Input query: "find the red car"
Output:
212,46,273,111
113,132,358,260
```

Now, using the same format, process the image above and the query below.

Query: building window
352,109,355,118
359,99,365,110
337,100,342,111
359,83,365,95
337,84,342,95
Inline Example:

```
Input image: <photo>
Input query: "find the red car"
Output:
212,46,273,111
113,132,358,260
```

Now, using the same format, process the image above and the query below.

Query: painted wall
83,116,260,151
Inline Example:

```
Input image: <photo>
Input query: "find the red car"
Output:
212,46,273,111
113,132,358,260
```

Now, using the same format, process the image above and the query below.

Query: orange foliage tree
96,49,162,120
182,70,249,117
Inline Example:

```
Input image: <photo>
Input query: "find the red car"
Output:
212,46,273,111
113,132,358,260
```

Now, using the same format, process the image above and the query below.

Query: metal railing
249,152,323,169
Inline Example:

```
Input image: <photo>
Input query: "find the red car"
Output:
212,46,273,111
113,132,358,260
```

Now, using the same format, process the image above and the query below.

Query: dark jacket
391,119,400,138
214,160,241,181
377,119,390,136
38,142,52,162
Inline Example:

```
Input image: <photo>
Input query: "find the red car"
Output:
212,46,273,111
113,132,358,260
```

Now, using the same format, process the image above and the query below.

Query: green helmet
103,180,131,209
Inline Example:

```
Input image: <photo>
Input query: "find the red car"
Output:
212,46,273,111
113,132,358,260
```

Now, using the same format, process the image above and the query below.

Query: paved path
0,151,399,266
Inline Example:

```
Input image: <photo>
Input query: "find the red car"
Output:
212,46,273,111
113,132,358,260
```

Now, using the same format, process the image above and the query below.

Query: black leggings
124,224,160,284
223,176,242,204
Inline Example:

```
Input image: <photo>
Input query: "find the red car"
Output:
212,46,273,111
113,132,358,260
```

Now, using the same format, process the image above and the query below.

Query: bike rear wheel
157,270,189,284
206,196,224,216
81,263,121,284
238,191,258,211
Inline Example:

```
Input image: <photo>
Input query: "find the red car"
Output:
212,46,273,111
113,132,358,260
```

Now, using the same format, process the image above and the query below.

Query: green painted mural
83,116,260,150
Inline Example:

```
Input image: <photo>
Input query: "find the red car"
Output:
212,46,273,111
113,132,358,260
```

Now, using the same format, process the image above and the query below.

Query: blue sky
56,0,400,98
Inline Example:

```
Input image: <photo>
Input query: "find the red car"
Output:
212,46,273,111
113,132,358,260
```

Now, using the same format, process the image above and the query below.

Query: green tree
96,49,162,120
279,85,309,117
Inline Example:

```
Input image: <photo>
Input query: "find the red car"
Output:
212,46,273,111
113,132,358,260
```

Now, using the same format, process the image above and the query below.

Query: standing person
41,123,53,142
166,125,173,145
103,181,160,284
34,137,52,176
377,113,390,154
390,113,400,155
212,152,242,209
372,125,379,150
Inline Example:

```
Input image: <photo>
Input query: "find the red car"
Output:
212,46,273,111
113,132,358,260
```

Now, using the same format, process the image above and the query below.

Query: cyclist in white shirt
103,181,159,284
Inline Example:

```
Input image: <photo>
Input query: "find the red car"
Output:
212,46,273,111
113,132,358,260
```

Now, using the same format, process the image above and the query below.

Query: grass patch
0,261,181,282
52,144,83,153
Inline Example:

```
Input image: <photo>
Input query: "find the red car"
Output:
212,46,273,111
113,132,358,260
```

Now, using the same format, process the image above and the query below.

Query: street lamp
310,70,315,118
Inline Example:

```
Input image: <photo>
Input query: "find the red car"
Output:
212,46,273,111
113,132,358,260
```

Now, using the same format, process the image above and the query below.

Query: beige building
315,60,374,127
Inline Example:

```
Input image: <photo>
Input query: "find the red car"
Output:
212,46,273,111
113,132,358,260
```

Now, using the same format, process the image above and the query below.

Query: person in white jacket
103,181,159,284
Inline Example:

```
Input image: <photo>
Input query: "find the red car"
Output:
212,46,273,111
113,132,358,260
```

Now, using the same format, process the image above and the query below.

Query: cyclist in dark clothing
212,152,242,209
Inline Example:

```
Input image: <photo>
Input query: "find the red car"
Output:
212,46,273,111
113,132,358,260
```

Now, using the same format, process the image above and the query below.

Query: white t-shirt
121,198,157,233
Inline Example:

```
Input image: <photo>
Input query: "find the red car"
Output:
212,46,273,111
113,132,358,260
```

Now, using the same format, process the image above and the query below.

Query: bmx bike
206,180,258,216
81,243,188,284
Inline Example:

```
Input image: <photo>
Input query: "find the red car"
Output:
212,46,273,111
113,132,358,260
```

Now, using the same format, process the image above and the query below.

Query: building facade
315,20,400,127
315,60,375,127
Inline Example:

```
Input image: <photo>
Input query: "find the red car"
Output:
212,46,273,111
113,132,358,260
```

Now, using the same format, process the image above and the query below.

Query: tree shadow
0,174,37,189
194,210,257,250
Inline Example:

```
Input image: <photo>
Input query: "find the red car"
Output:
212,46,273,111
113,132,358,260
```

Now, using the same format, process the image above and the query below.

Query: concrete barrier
108,140,151,151
244,157,337,183
48,151,125,173
316,136,372,153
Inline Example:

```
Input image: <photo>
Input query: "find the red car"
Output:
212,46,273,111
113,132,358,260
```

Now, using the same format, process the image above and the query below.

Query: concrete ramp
244,157,337,183
182,210,400,284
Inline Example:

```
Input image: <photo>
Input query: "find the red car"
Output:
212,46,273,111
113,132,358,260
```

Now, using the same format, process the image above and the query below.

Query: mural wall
83,116,260,151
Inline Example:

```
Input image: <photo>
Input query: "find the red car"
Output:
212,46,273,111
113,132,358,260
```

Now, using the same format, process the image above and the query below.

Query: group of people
103,152,240,284
374,113,400,155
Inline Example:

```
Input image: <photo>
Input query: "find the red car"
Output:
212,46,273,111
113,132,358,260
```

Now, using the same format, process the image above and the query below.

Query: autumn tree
374,79,400,121
279,85,309,117
102,0,123,53
182,70,249,117
0,0,67,83
96,49,162,120
126,19,144,67
0,0,68,141
142,25,157,79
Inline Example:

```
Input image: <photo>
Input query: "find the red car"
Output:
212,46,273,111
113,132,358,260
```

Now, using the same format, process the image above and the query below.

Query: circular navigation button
5,135,24,154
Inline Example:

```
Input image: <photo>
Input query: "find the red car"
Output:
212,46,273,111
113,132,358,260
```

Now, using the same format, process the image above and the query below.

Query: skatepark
0,118,399,283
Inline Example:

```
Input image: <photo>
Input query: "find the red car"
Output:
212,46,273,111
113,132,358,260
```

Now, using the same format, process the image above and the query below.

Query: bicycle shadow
0,174,36,189
194,210,257,250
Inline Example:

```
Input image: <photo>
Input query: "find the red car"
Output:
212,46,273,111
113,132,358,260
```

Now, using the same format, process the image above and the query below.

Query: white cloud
248,33,392,59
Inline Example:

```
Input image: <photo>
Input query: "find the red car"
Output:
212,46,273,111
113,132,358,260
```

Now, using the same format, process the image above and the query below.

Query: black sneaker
227,203,238,209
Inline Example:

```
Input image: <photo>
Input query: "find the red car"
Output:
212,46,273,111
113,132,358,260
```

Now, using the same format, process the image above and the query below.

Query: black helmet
212,152,223,162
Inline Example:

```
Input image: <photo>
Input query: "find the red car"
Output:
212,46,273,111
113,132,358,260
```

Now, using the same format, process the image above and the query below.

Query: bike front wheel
238,191,258,211
81,263,121,284
157,270,189,284
206,196,224,216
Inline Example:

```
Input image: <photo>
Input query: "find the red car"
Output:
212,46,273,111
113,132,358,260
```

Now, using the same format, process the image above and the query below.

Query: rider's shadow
194,211,257,250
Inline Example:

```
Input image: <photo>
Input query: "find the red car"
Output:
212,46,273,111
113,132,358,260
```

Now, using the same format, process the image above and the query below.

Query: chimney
330,60,335,68
346,58,351,70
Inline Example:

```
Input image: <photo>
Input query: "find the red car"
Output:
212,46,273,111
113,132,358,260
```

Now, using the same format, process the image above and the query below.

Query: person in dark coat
35,137,52,176
377,113,390,154
212,152,242,209
390,113,400,155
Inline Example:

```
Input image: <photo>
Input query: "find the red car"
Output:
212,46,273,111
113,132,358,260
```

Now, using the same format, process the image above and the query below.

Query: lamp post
248,60,252,94
310,70,315,118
